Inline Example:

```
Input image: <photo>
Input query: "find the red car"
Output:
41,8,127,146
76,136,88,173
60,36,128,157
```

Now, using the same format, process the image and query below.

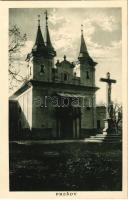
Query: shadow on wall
9,100,54,140
9,100,31,140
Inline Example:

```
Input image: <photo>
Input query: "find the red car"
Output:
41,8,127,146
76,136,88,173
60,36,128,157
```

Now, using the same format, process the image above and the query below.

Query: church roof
35,25,45,47
32,13,56,58
46,26,53,48
78,25,97,67
32,16,45,53
45,11,56,57
79,31,88,56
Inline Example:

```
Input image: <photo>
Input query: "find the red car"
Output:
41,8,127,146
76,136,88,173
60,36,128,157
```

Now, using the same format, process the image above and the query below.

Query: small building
9,12,106,140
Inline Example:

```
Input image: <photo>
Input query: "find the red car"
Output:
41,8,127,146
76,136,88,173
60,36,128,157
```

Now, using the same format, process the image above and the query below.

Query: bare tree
110,103,122,134
9,25,27,91
97,102,122,134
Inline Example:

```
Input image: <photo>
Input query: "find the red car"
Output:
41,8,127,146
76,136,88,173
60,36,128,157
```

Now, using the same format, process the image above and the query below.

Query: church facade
9,12,105,140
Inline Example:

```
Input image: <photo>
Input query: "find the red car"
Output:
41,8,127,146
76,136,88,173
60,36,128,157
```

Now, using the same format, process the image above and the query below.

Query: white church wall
17,88,32,130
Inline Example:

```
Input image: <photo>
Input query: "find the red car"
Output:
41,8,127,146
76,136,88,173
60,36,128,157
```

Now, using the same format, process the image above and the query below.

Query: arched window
30,66,31,75
84,97,91,110
64,73,68,81
40,64,45,75
19,106,21,114
86,71,89,79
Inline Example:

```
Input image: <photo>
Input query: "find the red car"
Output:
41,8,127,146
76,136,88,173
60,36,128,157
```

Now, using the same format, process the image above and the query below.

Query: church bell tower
78,25,97,87
27,11,56,82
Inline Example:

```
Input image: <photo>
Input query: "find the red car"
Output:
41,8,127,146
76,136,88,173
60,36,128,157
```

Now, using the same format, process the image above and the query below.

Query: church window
97,120,101,129
86,71,89,79
19,107,21,114
40,64,45,75
30,67,31,75
86,98,91,110
49,60,53,66
64,73,68,81
74,72,76,77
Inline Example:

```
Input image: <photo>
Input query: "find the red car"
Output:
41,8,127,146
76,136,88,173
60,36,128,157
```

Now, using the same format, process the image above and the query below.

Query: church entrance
56,106,81,139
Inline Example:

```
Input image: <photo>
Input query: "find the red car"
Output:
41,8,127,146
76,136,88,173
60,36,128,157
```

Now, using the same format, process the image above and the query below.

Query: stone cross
100,72,116,118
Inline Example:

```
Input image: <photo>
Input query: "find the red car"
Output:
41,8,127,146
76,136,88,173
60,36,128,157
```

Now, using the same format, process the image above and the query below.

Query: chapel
9,11,105,139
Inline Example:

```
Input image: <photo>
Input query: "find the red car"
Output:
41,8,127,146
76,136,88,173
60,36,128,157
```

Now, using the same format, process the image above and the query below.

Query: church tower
78,25,97,86
27,11,56,82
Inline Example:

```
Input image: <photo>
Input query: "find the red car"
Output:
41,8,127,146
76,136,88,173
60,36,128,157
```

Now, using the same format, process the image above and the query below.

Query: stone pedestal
103,118,117,135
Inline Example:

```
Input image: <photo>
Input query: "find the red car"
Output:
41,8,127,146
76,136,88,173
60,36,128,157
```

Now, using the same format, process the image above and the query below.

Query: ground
9,141,122,191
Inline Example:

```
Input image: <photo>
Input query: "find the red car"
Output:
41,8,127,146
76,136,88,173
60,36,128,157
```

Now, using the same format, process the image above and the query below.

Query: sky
9,8,122,105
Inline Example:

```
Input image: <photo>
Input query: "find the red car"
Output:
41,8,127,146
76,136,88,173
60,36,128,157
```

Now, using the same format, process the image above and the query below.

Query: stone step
88,137,122,140
85,133,122,143
84,138,122,143
90,135,106,138
90,136,106,139
85,139,121,143
90,137,121,140
86,138,121,141
91,134,121,138
84,139,102,143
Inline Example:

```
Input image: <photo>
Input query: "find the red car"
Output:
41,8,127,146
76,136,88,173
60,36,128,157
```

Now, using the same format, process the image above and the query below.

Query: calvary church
9,11,106,140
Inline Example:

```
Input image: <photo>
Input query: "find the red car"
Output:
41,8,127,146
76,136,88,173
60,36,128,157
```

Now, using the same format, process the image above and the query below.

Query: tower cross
100,72,116,117
38,15,40,26
81,24,83,33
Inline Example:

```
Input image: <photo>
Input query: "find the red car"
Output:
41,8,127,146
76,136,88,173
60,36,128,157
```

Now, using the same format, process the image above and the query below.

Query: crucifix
100,72,116,119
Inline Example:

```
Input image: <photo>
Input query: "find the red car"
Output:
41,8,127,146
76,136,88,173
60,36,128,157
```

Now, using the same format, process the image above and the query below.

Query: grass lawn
9,142,122,191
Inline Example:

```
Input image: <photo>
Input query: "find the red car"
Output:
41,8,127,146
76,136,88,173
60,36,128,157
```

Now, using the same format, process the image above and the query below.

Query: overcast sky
9,8,122,104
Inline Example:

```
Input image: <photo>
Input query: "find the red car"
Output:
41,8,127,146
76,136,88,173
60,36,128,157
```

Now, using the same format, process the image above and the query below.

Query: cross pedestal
100,72,117,135
103,119,116,135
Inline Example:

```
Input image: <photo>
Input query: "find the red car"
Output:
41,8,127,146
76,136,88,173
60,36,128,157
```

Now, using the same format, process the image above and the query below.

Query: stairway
84,134,122,143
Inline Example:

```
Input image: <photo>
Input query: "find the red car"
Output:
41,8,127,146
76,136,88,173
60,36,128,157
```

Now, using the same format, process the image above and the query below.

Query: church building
9,11,105,140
